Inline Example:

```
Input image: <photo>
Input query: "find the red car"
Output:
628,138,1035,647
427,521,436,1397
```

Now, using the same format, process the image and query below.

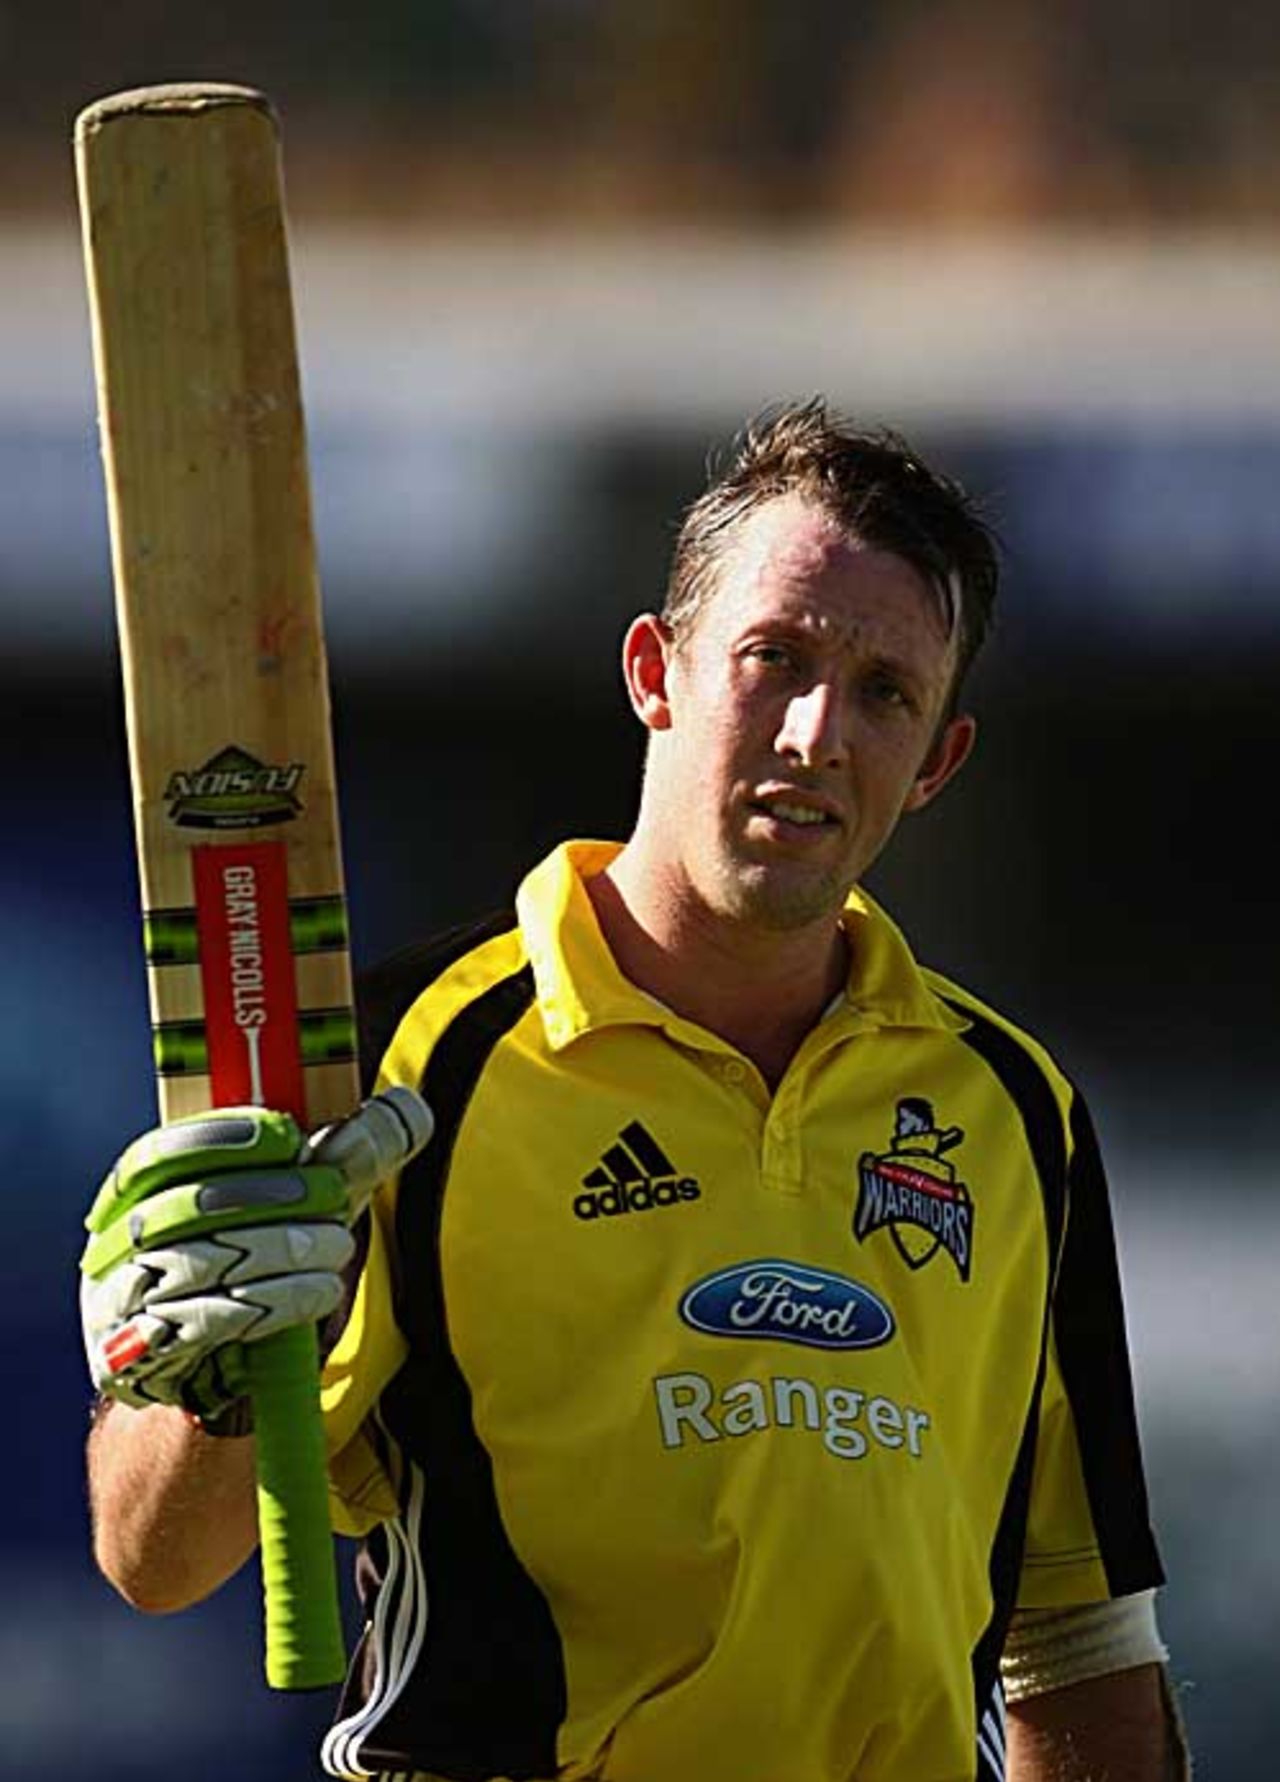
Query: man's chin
718,860,853,933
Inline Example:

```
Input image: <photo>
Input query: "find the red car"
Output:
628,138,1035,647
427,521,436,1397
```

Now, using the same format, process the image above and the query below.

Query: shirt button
721,1059,747,1085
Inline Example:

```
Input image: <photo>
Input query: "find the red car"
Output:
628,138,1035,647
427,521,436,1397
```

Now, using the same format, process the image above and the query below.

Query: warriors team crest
853,1098,974,1282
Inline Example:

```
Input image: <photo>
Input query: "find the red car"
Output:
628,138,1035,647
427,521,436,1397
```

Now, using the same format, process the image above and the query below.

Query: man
83,400,1187,1781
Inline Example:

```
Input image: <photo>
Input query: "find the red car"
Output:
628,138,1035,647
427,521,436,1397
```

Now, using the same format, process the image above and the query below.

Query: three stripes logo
575,1120,701,1221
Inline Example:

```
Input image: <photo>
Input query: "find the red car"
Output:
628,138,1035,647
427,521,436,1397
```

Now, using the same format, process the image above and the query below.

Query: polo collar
517,841,664,1050
837,886,969,1034
516,840,966,1052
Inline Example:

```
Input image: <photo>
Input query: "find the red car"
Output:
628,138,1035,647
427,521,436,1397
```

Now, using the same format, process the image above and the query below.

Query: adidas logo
575,1120,701,1220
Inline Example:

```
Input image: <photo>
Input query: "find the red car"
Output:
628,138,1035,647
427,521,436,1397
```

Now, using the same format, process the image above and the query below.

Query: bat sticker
165,744,305,828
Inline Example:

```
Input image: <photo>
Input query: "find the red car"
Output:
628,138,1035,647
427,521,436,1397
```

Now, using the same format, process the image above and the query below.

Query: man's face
630,492,974,937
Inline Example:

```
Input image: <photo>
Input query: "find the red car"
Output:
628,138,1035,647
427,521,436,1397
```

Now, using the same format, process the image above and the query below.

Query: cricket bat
76,82,354,1690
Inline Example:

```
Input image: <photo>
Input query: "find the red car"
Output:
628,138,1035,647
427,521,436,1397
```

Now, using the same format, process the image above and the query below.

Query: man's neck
585,859,849,1090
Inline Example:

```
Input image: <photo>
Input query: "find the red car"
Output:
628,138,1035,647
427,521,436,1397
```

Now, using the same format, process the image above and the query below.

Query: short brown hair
662,398,999,704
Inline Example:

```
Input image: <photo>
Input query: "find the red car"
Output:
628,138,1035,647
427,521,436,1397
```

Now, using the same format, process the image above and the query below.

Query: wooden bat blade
77,80,358,1129
76,81,352,1691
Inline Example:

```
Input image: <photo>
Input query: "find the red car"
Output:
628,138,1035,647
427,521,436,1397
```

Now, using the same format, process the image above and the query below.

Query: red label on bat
192,840,306,1120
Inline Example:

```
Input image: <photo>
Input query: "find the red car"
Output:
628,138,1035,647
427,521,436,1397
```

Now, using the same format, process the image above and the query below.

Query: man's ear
621,613,675,732
903,713,977,812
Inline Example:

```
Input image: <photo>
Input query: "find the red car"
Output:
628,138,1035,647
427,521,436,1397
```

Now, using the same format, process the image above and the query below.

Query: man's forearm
88,1399,260,1612
1007,1663,1191,1781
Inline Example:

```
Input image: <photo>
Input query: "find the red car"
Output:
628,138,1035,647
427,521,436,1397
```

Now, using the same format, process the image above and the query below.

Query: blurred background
3,3,1275,1776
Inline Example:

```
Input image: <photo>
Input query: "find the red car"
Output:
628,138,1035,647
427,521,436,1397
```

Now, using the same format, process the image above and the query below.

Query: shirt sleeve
1017,1092,1164,1610
318,945,440,1536
321,1178,409,1536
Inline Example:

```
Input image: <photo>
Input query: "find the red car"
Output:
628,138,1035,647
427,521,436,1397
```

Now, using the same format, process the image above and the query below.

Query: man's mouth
751,792,841,830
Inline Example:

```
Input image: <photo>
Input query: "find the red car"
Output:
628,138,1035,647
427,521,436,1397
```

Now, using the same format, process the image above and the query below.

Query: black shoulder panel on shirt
1054,1093,1164,1596
941,997,1071,1744
359,958,566,1781
943,999,1069,1264
354,908,518,1094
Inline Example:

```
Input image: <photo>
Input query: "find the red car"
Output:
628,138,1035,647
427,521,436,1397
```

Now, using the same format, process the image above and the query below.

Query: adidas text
574,1177,701,1219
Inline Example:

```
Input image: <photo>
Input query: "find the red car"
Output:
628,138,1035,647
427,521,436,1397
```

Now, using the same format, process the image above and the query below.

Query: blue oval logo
679,1259,895,1351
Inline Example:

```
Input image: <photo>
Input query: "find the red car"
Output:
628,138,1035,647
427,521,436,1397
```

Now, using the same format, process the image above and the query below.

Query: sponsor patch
680,1259,894,1350
654,1370,930,1462
854,1097,974,1281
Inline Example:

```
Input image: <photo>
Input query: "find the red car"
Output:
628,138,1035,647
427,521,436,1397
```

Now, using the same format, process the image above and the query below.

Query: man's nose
776,681,848,768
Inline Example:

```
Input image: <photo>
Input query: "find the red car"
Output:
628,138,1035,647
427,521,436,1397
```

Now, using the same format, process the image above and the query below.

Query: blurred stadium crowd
4,1,1280,225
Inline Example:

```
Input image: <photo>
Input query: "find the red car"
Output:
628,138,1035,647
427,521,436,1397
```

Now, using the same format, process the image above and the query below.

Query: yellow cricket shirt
320,841,1162,1782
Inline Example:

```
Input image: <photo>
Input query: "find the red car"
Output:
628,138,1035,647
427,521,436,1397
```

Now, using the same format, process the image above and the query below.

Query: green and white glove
81,1088,432,1427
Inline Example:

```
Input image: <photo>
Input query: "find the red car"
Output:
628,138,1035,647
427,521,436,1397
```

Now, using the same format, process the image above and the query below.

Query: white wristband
1000,1589,1169,1702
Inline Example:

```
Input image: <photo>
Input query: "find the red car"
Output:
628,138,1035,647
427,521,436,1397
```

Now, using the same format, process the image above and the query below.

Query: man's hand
81,1089,431,1425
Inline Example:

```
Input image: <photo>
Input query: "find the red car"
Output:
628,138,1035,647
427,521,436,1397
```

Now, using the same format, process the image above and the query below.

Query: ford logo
679,1259,895,1351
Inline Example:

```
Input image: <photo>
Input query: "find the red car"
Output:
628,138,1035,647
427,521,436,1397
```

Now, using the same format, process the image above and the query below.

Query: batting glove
81,1088,431,1425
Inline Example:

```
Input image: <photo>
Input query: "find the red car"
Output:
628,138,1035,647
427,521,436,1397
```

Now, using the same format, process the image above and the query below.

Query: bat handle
245,1323,347,1689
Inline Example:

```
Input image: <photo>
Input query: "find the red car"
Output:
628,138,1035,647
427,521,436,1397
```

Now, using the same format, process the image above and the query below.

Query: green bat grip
245,1323,346,1689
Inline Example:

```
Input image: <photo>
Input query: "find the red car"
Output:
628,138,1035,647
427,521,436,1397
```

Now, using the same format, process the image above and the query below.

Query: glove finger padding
81,1164,349,1282
87,1107,307,1230
89,1222,357,1317
82,1223,354,1408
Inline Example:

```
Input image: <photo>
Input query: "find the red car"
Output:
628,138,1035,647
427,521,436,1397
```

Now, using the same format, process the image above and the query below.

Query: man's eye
865,674,911,709
748,644,794,668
